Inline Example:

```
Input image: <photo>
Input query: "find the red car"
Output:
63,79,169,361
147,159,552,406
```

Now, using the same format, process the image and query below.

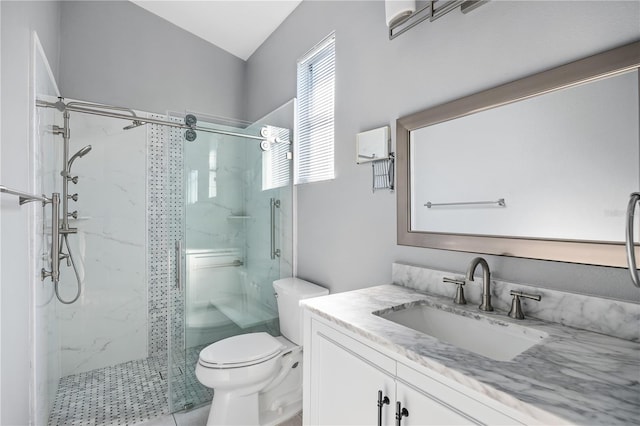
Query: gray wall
1,2,62,424
246,0,640,302
59,1,246,120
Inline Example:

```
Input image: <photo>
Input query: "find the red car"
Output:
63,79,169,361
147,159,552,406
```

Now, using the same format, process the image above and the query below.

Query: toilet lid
199,332,284,368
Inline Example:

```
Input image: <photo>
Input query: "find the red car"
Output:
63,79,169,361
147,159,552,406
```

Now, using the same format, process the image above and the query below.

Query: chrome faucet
465,257,493,312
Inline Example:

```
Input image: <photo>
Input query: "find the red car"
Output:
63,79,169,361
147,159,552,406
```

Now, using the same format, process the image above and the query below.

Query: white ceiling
131,1,303,61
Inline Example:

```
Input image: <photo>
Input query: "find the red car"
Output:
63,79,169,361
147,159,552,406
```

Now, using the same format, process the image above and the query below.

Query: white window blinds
295,33,335,184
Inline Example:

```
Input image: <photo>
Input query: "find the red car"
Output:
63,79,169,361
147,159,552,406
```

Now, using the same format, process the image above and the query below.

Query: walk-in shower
34,90,294,425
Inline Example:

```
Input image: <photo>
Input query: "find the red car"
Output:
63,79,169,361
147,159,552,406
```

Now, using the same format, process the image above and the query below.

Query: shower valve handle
68,211,78,219
60,252,71,267
69,176,79,184
69,193,78,202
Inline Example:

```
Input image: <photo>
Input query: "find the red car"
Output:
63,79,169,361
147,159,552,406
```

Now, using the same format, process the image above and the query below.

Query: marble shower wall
183,130,246,251
57,110,148,376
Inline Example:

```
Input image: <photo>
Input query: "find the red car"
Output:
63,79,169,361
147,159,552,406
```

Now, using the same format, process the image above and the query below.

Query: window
295,32,335,184
262,125,291,191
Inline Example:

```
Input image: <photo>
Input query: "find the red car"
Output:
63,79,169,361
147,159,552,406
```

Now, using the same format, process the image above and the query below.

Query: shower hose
54,233,82,304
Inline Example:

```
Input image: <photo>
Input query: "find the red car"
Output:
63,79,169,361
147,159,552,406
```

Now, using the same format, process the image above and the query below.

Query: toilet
195,277,329,426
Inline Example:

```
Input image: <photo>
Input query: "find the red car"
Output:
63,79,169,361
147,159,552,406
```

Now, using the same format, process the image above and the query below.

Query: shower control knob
68,211,78,219
70,176,79,184
69,193,78,202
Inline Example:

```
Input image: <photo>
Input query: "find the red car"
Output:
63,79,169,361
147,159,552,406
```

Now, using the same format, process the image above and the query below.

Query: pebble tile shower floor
48,347,213,426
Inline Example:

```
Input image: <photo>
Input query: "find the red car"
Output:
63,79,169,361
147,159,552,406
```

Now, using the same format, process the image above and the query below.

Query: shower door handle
626,192,640,288
270,198,281,259
175,240,183,291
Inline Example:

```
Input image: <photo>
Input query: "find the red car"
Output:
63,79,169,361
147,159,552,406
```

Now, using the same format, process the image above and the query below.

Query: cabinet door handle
377,390,390,426
395,401,409,426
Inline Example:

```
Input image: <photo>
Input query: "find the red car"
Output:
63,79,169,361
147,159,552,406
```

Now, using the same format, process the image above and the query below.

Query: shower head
68,145,92,170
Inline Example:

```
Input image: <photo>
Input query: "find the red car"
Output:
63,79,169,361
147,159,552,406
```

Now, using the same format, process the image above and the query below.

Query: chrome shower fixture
68,145,92,170
123,120,145,130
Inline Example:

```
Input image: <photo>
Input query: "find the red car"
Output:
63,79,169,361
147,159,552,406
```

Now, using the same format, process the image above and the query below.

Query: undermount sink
374,302,547,361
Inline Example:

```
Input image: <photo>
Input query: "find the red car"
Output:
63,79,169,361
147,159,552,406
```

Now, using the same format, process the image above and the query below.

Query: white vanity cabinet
304,314,529,426
309,321,395,425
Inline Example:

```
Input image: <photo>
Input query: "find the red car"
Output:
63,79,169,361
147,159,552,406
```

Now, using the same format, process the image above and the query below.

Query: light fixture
385,0,416,28
387,0,489,40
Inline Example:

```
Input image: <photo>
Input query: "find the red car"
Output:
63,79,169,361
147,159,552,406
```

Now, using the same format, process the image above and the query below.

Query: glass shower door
168,116,293,412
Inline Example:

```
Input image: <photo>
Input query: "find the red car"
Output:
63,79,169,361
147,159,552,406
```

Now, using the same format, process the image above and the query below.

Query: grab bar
0,185,47,205
1,186,60,283
41,193,60,283
270,198,281,259
175,240,183,291
192,260,244,270
626,192,640,288
425,198,506,208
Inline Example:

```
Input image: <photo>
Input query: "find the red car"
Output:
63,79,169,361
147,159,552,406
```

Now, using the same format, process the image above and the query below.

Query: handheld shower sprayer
68,145,92,170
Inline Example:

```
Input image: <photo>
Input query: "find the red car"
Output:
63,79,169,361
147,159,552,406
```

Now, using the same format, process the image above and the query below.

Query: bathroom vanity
301,264,640,425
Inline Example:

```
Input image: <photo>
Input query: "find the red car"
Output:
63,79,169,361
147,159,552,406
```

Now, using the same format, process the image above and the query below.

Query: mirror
397,41,640,267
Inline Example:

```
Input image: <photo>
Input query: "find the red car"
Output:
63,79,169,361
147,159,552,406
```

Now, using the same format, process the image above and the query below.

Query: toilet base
202,345,303,426
259,396,301,426
204,390,301,426
207,390,259,426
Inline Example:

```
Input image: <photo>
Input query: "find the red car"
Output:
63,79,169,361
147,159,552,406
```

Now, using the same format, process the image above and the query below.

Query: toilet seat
199,332,285,369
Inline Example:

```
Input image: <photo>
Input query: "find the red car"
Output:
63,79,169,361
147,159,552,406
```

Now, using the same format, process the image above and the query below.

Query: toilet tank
273,278,328,345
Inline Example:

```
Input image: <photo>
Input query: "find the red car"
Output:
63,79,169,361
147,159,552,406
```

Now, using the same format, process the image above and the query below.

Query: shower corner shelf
227,215,251,220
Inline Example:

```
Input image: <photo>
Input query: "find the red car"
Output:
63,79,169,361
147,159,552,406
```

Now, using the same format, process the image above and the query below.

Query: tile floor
48,355,168,425
136,404,303,426
48,346,213,426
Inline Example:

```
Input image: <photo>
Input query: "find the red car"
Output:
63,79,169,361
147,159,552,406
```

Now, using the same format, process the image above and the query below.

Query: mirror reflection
409,70,639,243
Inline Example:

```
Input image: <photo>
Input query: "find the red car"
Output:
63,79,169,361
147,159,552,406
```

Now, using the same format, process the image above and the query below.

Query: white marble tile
55,111,148,376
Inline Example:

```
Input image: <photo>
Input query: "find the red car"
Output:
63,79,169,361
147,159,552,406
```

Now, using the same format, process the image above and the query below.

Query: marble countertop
301,284,640,425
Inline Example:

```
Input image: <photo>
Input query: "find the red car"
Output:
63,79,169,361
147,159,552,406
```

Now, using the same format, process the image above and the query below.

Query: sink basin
375,302,547,361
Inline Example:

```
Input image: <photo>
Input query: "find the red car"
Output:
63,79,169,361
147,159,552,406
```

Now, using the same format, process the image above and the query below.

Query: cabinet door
396,381,479,425
309,320,396,425
396,364,524,425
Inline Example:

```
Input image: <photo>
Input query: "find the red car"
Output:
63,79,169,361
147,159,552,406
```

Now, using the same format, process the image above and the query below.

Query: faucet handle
443,277,466,305
508,290,541,320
